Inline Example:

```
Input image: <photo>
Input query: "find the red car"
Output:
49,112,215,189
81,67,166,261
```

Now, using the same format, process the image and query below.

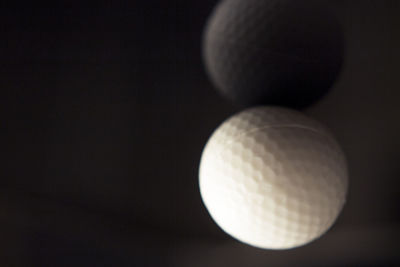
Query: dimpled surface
199,107,348,249
203,0,344,109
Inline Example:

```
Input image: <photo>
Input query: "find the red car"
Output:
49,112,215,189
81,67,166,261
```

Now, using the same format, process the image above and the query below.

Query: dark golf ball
203,0,344,109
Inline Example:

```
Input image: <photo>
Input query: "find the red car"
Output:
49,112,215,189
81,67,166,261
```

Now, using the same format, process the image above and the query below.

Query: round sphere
203,0,344,109
199,107,348,249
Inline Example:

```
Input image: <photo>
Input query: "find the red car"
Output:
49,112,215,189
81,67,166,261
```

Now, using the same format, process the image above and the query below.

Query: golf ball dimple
199,107,348,249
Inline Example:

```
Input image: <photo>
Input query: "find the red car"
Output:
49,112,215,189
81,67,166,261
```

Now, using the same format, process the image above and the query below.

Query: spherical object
203,0,344,109
199,107,348,249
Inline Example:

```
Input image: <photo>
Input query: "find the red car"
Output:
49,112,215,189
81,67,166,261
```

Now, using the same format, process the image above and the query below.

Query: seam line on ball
222,124,333,147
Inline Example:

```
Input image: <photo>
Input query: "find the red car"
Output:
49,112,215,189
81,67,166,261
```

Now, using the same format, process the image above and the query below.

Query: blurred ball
203,0,344,109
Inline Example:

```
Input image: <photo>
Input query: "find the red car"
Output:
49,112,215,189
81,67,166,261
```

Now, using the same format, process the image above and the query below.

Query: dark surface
1,1,399,266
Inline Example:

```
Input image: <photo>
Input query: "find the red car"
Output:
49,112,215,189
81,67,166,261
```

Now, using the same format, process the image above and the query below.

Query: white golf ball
199,107,348,249
203,0,344,108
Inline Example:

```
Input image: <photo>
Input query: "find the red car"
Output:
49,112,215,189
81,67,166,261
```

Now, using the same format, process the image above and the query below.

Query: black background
1,1,399,266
